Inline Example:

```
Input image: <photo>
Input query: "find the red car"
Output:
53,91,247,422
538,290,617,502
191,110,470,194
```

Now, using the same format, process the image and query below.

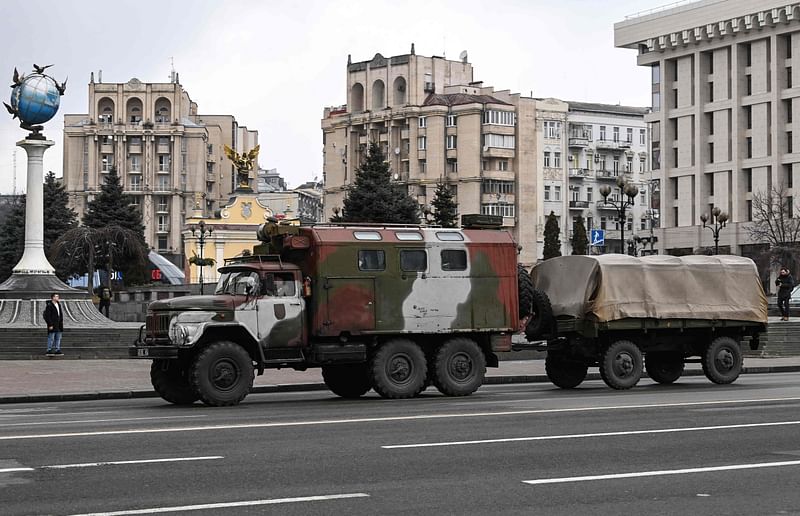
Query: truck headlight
169,322,202,346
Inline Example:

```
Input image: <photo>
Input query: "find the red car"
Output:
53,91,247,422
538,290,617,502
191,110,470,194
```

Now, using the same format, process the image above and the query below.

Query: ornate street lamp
599,176,640,255
700,207,729,255
190,220,213,294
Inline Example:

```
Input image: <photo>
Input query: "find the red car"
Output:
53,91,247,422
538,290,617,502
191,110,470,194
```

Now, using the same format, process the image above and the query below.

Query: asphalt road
2,372,800,515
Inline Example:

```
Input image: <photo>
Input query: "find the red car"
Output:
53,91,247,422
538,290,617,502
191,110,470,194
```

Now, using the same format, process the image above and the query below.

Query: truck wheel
371,339,427,399
525,289,554,341
545,352,587,389
645,352,684,384
322,363,371,398
599,340,643,390
433,338,486,396
150,360,199,405
190,341,254,406
518,264,535,319
702,336,742,384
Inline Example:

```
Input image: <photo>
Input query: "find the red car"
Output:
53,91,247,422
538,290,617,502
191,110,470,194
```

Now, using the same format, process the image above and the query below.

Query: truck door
256,272,305,348
322,277,376,336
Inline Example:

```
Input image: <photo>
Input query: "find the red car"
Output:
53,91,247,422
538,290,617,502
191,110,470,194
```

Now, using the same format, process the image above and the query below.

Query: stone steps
0,327,140,359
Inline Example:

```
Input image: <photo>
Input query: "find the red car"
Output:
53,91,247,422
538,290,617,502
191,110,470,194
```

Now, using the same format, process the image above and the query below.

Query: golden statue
224,144,260,190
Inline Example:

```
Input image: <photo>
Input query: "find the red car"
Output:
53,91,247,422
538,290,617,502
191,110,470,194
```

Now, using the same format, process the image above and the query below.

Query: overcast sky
0,0,672,194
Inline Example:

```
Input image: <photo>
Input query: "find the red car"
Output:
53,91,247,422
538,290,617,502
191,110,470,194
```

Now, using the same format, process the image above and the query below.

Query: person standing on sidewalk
98,285,112,318
43,293,64,356
775,267,795,321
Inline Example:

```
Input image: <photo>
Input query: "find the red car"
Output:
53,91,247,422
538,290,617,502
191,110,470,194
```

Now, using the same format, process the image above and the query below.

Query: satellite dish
393,173,399,180
459,50,468,63
394,147,400,155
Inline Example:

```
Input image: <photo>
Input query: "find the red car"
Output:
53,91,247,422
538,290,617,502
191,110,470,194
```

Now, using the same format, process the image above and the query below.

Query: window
482,180,515,194
544,185,551,201
446,135,457,149
627,128,633,143
613,158,620,174
498,160,509,171
436,232,464,241
599,126,606,141
480,203,515,217
418,116,427,128
554,185,561,201
101,155,112,172
157,176,170,191
553,152,561,168
746,200,753,221
418,136,426,150
157,236,168,251
130,155,141,172
441,250,467,271
129,176,142,191
586,187,593,202
482,160,489,171
157,196,169,212
544,152,551,168
446,115,457,127
419,159,426,174
358,250,385,271
354,231,382,241
613,127,620,142
158,155,170,172
400,250,427,272
484,133,515,149
157,215,169,233
600,216,607,230
129,136,142,146
447,159,458,173
745,168,752,192
544,121,561,138
483,110,516,126
101,135,113,145
395,232,423,241
626,157,633,172
652,64,661,112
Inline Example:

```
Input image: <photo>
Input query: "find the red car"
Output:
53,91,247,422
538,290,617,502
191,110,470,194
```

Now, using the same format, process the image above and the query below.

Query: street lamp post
599,176,640,255
191,220,213,295
700,207,729,255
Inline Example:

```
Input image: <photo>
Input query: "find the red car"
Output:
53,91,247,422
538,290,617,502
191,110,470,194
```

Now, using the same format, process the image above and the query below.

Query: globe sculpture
4,65,66,139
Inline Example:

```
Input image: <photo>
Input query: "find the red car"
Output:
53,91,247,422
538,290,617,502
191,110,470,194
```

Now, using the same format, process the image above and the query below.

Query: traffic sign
590,229,605,246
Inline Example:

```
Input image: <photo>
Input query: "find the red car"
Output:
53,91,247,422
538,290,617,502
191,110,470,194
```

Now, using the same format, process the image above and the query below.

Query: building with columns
62,73,259,266
615,0,800,274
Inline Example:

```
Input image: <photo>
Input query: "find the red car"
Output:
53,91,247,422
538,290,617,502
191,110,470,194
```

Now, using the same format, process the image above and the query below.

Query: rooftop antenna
169,57,176,83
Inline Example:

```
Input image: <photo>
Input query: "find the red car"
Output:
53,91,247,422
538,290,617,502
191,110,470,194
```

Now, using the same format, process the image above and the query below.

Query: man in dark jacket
43,293,64,356
775,267,795,321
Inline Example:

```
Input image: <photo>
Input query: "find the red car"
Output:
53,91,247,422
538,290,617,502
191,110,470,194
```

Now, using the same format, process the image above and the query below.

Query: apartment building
62,73,259,265
322,47,582,264
615,0,800,264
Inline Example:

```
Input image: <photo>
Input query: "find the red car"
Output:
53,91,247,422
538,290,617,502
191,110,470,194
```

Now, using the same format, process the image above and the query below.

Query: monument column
13,138,56,275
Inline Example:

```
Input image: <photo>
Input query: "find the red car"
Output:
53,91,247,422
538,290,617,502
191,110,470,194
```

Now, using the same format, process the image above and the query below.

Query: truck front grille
146,313,171,338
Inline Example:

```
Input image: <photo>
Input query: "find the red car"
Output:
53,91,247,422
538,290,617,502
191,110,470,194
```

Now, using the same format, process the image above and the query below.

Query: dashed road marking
0,415,205,428
41,456,224,469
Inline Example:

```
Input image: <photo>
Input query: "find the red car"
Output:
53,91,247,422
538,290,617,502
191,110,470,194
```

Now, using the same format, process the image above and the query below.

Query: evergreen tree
340,142,419,224
570,214,589,256
43,171,79,279
0,196,25,282
543,211,562,260
431,182,458,228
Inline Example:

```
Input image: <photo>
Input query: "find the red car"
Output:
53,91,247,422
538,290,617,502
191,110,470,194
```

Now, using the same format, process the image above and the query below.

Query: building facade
615,0,800,266
62,74,259,265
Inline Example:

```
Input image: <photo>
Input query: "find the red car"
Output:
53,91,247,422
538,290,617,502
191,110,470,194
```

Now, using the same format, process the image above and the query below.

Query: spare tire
525,289,554,341
518,264,535,319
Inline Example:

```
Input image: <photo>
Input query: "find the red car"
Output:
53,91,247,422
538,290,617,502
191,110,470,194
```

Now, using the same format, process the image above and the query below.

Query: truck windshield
214,271,260,295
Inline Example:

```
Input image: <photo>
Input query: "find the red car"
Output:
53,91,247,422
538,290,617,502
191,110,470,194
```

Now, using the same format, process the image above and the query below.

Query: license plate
137,348,149,357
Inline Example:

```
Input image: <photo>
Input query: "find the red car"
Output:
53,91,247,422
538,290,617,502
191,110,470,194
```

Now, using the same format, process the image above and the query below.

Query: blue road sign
590,229,605,246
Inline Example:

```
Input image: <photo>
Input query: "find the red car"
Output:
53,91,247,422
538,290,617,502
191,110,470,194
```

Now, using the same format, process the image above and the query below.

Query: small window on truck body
395,231,423,241
354,231,382,240
400,250,427,272
441,249,467,271
436,231,464,241
358,250,386,271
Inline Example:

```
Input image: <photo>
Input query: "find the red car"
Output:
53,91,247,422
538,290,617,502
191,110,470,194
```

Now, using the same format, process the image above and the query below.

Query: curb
1,365,798,405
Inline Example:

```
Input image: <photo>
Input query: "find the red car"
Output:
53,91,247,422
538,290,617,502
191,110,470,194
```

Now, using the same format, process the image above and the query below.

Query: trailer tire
190,341,254,406
371,339,427,399
525,289,554,340
518,264,535,319
702,336,742,384
545,352,587,389
599,340,643,390
322,363,371,398
150,360,199,405
645,352,684,384
432,338,486,396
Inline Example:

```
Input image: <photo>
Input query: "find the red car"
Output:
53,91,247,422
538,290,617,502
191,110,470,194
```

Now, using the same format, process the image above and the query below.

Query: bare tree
745,184,800,272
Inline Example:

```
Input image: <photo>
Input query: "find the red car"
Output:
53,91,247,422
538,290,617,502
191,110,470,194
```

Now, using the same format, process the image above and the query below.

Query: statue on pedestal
223,144,260,192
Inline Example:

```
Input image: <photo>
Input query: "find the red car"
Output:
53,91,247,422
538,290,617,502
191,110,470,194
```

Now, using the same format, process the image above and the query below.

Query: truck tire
702,336,742,384
599,340,643,390
371,339,427,399
545,352,587,389
645,352,684,385
190,341,254,406
432,338,486,396
518,264,535,319
525,289,554,341
322,363,371,398
150,360,199,405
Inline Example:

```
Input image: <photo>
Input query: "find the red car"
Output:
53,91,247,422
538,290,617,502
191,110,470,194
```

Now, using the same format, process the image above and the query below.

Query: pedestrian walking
98,285,112,318
775,267,795,321
43,293,64,356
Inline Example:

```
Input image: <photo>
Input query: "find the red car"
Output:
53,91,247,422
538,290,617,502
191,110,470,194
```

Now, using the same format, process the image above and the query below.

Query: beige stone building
615,0,800,268
62,73,259,266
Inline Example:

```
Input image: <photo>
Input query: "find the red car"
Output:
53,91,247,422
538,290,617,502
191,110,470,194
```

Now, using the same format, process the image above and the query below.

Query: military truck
130,215,532,406
522,254,767,390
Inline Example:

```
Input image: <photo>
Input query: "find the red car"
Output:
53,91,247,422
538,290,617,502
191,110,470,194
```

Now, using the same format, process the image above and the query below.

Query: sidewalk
1,357,799,404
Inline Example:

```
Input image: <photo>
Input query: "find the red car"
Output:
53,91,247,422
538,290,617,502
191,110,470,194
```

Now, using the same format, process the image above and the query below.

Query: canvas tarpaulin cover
530,254,767,323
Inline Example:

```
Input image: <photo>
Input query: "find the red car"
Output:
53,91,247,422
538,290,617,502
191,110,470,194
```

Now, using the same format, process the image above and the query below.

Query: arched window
126,97,143,125
97,98,114,124
154,98,172,123
351,83,364,112
393,76,407,105
372,80,385,110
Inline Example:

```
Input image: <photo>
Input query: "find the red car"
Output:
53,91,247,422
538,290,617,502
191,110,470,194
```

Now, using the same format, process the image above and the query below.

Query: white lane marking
523,460,800,485
67,493,370,515
0,415,205,428
41,456,223,469
3,396,800,441
382,420,800,449
0,467,34,473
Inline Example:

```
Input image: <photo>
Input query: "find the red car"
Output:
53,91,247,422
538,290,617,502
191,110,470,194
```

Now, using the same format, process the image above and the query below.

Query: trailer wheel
432,338,486,396
150,359,199,405
518,264,535,319
322,363,371,398
190,341,254,406
545,352,587,389
645,352,684,385
599,340,643,390
371,339,427,399
524,289,554,341
702,336,742,384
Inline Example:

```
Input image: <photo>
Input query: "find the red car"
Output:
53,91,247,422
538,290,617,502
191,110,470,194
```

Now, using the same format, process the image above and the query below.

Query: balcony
568,136,590,147
596,200,618,210
157,225,169,233
157,168,171,175
569,200,591,209
482,146,515,159
569,168,590,178
206,173,216,183
128,168,142,175
595,170,620,180
127,183,143,192
595,139,631,151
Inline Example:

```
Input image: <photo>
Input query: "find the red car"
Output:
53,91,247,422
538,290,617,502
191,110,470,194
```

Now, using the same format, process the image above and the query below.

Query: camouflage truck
130,215,532,406
522,254,767,390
